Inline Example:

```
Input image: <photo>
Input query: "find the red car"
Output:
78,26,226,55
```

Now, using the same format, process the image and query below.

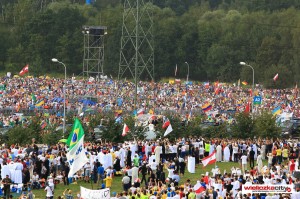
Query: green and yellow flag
31,93,36,103
66,118,85,150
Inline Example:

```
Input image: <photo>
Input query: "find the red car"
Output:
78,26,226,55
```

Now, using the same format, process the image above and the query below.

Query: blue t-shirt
97,166,104,175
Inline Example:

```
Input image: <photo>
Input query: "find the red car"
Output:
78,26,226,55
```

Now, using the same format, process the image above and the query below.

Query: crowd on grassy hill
0,76,299,129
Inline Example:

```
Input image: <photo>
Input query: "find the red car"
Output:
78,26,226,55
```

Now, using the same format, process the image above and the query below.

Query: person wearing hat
110,192,118,199
149,191,158,199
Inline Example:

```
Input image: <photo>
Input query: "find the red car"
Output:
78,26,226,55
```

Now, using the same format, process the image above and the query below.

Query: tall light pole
52,58,67,138
185,62,190,82
240,62,254,116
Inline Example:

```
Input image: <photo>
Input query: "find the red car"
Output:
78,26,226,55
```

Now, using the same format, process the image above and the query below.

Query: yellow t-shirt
103,177,112,188
276,149,282,156
282,149,288,158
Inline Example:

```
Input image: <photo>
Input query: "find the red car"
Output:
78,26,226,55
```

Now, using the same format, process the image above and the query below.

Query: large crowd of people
0,137,299,198
0,76,299,116
0,76,300,199
0,76,299,130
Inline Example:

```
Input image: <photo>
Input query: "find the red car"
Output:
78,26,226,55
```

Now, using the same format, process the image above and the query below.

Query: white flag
66,135,89,177
164,124,173,136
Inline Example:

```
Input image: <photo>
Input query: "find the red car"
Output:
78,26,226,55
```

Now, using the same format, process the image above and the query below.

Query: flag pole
91,173,93,189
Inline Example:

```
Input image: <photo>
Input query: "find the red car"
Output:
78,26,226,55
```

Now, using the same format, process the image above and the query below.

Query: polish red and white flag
122,123,130,136
202,151,216,167
19,64,29,76
273,73,279,81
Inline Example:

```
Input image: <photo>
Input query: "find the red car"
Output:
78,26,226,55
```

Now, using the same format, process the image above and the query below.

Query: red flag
193,181,206,194
202,151,216,167
122,123,130,136
19,64,29,76
244,102,251,113
273,73,278,81
162,116,170,129
175,79,181,84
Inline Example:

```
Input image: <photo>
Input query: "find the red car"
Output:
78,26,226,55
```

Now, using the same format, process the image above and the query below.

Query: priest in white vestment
223,146,230,162
1,163,11,179
216,145,222,162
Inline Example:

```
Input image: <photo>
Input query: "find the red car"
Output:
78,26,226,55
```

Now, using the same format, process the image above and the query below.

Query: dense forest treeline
0,0,300,88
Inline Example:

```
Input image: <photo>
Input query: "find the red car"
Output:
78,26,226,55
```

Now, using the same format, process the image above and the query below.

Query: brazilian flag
66,118,85,150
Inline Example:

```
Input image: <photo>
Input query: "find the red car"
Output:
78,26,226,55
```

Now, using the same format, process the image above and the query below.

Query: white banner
66,136,89,178
187,156,195,173
80,187,110,199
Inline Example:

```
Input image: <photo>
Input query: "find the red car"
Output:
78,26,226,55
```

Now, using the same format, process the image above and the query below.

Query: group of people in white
0,137,299,198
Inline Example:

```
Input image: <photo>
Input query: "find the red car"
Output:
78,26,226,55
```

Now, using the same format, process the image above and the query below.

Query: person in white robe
216,145,222,162
252,144,258,160
8,162,16,183
232,144,239,162
223,146,230,162
154,144,161,164
14,161,23,184
106,153,113,169
132,165,139,183
1,163,11,179
119,147,126,168
145,142,149,158
257,153,263,173
130,142,137,161
209,144,215,155
232,178,240,197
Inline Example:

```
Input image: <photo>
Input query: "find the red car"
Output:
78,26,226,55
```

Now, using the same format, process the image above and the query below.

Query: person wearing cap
110,192,118,199
149,191,158,199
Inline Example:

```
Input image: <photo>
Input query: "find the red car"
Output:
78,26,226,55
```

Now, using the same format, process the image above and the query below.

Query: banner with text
80,187,110,199
242,185,294,194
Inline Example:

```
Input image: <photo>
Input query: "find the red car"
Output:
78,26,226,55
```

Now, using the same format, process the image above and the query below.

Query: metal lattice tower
82,26,107,79
118,0,154,82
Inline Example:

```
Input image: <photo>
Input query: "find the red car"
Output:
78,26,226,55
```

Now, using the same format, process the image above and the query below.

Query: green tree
232,112,254,139
253,111,281,138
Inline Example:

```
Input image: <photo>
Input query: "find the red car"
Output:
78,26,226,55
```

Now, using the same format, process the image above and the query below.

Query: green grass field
28,161,242,199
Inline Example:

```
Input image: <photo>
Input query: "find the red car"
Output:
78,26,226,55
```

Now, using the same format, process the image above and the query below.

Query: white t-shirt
45,186,53,197
241,155,247,164
32,174,39,182
199,147,204,155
